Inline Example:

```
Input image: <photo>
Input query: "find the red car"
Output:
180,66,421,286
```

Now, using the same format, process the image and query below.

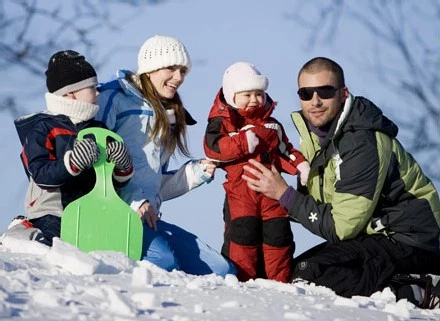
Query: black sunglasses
297,85,341,101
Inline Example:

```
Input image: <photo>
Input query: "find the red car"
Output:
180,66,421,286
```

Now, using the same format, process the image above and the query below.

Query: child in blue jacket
5,50,133,246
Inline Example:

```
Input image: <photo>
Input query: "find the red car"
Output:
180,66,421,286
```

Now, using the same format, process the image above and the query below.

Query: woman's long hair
130,72,190,157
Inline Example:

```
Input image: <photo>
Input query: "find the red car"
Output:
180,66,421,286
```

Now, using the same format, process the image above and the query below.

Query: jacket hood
115,69,147,101
14,112,103,147
14,111,52,146
335,95,398,139
207,88,276,122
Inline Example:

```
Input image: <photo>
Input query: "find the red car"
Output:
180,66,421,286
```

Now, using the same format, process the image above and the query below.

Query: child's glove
106,141,133,172
69,138,100,173
193,160,215,184
246,130,259,153
297,161,310,186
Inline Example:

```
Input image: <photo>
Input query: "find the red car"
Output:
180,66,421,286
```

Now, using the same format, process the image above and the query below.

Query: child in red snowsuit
204,62,310,282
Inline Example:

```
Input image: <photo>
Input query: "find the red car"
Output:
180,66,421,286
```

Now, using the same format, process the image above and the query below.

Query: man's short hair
298,57,345,88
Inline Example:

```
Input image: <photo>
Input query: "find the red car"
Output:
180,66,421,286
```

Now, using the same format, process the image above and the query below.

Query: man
242,57,440,309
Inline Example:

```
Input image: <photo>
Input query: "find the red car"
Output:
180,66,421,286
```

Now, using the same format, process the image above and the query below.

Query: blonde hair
129,72,190,157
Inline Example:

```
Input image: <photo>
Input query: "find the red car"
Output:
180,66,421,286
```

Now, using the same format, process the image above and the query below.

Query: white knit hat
222,62,269,108
137,35,192,75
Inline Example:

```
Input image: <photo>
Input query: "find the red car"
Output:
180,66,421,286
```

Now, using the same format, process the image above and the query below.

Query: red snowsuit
204,89,306,282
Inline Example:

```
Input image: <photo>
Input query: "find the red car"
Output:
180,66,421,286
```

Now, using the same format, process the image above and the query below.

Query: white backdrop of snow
0,237,439,321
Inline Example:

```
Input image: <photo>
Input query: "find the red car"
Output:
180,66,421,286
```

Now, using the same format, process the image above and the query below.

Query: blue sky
1,0,437,254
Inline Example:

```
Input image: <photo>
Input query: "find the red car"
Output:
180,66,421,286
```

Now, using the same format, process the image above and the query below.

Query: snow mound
0,238,439,320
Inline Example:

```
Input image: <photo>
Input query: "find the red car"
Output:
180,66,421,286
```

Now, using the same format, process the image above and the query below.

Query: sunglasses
297,85,341,101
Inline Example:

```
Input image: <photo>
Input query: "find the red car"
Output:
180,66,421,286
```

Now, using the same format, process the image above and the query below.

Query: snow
1,238,439,321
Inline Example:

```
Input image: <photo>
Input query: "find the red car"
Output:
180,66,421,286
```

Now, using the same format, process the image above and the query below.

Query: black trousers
291,234,440,297
29,214,61,246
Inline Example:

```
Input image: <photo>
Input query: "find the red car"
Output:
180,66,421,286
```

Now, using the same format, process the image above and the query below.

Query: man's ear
341,86,350,100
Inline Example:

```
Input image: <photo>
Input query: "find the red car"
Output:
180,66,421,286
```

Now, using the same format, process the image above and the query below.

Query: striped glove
106,141,133,172
69,138,100,173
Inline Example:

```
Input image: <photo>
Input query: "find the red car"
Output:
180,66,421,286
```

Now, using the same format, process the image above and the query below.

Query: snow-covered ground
1,237,439,321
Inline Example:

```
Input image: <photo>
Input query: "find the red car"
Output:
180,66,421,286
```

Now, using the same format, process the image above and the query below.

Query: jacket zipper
318,166,324,202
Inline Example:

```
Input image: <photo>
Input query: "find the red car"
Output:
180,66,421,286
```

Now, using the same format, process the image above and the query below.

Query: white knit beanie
222,62,269,108
137,35,192,75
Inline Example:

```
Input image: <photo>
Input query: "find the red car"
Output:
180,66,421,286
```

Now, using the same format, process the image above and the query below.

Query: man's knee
291,258,321,281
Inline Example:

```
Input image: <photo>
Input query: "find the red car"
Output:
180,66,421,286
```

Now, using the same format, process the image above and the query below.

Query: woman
96,35,236,276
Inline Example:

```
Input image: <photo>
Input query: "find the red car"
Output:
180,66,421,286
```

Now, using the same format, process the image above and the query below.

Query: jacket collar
115,69,146,102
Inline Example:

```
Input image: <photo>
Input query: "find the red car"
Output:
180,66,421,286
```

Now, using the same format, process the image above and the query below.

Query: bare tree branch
0,0,161,117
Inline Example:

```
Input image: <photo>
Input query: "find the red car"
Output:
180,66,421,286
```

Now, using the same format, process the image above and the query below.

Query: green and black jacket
288,94,440,253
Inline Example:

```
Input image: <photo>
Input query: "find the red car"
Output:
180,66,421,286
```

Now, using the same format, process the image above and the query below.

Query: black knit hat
45,50,98,96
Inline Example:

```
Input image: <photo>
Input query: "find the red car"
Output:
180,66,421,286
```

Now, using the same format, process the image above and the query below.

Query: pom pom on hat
45,50,98,96
222,62,269,108
137,35,192,75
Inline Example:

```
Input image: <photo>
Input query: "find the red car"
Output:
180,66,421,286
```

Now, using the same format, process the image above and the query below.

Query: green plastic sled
60,127,143,260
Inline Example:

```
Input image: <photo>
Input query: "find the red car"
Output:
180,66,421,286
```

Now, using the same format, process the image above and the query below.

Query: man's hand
137,201,160,231
242,159,289,200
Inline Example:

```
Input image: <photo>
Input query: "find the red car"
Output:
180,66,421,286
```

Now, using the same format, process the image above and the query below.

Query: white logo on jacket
308,212,318,223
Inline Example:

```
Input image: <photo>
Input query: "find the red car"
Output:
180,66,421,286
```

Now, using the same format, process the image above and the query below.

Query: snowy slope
1,238,439,321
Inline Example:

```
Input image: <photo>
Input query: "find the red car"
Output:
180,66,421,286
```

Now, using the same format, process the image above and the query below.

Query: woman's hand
242,159,289,201
200,159,216,176
137,201,160,231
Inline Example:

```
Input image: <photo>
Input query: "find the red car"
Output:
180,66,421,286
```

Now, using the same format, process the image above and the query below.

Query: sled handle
77,127,123,198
